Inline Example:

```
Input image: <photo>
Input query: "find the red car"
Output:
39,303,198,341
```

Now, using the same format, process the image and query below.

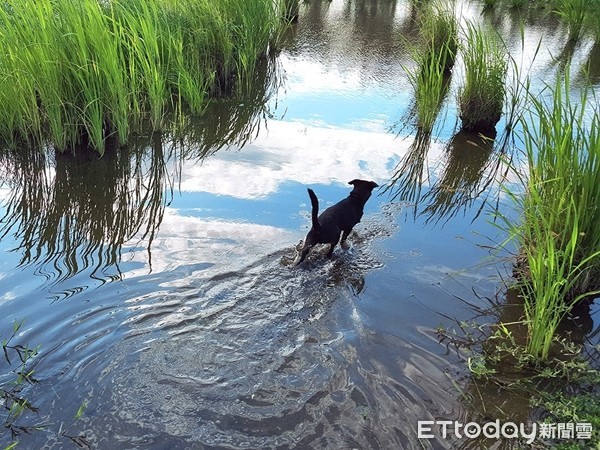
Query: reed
0,0,287,153
503,75,600,361
458,22,508,132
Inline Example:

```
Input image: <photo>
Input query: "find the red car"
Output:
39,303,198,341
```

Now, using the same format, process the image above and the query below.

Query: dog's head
348,179,378,202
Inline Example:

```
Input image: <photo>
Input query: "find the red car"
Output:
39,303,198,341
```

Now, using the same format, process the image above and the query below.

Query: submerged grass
0,0,288,153
458,22,508,132
501,75,600,361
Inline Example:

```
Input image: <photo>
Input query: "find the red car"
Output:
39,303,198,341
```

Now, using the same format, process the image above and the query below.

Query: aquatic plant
0,0,288,154
405,1,457,133
407,50,452,133
458,22,508,132
501,75,600,361
552,0,590,42
538,386,600,446
1,320,90,447
283,0,300,22
1,320,39,445
420,2,458,72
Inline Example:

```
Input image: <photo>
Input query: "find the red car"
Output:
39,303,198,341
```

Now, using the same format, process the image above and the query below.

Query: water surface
1,1,598,449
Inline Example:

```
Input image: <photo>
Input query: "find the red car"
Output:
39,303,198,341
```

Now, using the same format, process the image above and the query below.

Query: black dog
296,179,378,264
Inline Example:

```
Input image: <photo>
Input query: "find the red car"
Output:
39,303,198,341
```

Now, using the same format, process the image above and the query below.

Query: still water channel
1,1,598,448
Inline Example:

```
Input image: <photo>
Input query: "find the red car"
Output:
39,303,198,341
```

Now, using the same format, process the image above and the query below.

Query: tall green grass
420,2,458,72
502,75,600,361
458,22,508,132
0,0,287,154
552,0,590,42
407,50,451,133
405,1,457,133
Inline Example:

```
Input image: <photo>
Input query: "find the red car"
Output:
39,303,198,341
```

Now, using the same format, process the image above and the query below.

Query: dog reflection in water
296,179,378,265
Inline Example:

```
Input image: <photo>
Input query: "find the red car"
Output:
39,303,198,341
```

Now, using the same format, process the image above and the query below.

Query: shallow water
1,1,599,449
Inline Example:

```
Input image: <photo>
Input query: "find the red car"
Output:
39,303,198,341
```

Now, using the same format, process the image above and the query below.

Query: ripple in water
62,208,462,449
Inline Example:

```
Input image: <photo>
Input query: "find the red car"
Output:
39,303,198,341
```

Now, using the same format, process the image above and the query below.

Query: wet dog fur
296,179,378,264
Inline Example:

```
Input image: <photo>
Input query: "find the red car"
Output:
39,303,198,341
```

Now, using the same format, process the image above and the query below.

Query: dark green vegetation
435,70,600,450
0,0,289,153
457,22,507,132
405,1,457,133
405,0,599,365
503,77,600,361
406,1,600,442
0,53,279,285
405,4,508,134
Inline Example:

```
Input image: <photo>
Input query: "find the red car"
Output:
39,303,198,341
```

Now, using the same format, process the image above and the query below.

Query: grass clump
407,50,451,133
420,2,458,72
405,2,457,133
503,75,600,361
0,0,288,154
458,22,508,132
552,0,590,42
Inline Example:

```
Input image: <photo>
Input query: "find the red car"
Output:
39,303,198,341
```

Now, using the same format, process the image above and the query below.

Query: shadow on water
0,56,281,287
0,140,169,285
422,130,499,225
283,0,417,74
383,129,507,225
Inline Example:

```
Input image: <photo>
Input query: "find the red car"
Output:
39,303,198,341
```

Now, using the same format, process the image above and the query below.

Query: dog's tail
307,188,321,232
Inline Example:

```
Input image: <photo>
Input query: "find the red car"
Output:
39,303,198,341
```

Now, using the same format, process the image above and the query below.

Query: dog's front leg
341,228,352,243
326,234,340,258
296,245,312,265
